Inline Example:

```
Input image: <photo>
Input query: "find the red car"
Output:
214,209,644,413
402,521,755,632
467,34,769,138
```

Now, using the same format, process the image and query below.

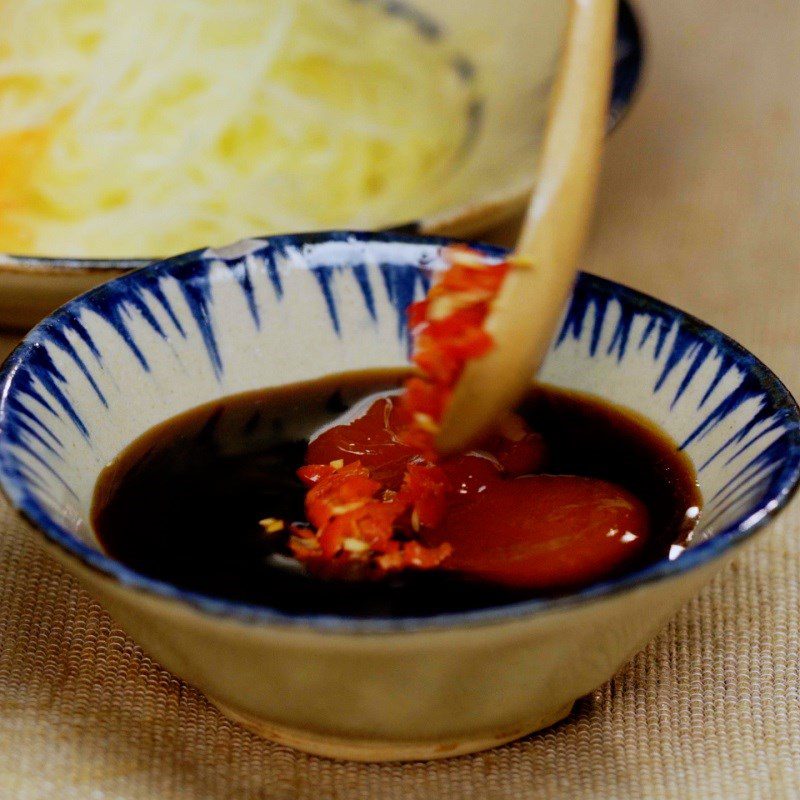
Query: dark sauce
92,369,701,618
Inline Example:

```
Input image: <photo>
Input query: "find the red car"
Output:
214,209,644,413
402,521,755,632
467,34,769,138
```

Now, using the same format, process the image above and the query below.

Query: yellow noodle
0,0,470,257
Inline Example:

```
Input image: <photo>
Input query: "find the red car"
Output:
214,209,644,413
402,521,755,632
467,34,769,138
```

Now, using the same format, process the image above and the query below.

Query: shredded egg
0,0,472,257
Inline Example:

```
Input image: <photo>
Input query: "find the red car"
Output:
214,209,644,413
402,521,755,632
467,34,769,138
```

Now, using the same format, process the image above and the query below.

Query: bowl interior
408,0,568,231
1,233,798,621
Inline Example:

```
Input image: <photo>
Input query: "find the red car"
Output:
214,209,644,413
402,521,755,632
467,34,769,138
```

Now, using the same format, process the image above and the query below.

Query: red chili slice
397,462,450,529
304,461,380,528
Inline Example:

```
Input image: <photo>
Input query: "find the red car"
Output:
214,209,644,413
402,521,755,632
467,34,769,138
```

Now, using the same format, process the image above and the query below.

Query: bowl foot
209,697,574,762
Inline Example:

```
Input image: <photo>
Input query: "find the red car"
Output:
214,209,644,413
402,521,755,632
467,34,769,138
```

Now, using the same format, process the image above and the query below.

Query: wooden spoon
436,0,618,454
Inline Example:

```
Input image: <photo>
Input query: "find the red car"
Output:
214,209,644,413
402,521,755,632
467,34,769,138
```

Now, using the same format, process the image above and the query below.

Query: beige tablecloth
1,1,799,797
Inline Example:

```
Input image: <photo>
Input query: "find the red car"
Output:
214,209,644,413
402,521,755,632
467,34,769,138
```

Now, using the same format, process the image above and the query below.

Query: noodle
0,0,471,257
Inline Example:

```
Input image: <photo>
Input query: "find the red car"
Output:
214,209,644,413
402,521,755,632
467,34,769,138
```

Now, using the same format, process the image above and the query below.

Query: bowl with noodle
0,0,643,327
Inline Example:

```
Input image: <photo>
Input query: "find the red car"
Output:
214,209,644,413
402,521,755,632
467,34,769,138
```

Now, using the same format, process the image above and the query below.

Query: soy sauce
92,369,700,618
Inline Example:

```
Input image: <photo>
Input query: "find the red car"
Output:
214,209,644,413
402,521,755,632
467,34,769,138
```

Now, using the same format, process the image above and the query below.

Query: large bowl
2,232,796,762
0,0,643,329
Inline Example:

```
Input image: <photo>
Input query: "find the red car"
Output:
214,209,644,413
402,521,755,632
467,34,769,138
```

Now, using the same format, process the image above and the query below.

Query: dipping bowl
0,232,797,761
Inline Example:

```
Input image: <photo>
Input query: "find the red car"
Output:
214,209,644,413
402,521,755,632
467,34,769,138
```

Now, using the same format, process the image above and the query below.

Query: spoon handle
436,0,618,453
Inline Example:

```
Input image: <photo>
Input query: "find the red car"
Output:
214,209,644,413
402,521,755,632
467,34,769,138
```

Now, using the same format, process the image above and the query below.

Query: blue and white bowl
0,232,797,761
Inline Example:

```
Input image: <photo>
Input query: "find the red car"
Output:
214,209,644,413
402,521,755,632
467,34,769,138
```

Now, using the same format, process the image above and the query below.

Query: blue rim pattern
0,230,798,634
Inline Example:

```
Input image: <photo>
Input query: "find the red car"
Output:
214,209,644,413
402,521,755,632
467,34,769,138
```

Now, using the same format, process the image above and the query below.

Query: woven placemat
1,490,798,799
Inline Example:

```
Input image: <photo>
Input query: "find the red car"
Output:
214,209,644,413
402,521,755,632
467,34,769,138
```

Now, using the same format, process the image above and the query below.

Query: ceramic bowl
0,0,643,329
2,232,796,762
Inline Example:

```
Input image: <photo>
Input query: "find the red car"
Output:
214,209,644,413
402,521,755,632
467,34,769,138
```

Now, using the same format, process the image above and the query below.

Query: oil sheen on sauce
92,369,701,618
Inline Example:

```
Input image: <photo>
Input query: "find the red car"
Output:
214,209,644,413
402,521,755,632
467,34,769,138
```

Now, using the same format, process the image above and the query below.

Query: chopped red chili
289,456,454,578
397,247,512,453
291,245,515,579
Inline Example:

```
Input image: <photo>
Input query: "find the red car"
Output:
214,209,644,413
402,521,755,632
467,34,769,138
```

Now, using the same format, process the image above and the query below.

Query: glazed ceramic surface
1,232,796,761
0,0,643,330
